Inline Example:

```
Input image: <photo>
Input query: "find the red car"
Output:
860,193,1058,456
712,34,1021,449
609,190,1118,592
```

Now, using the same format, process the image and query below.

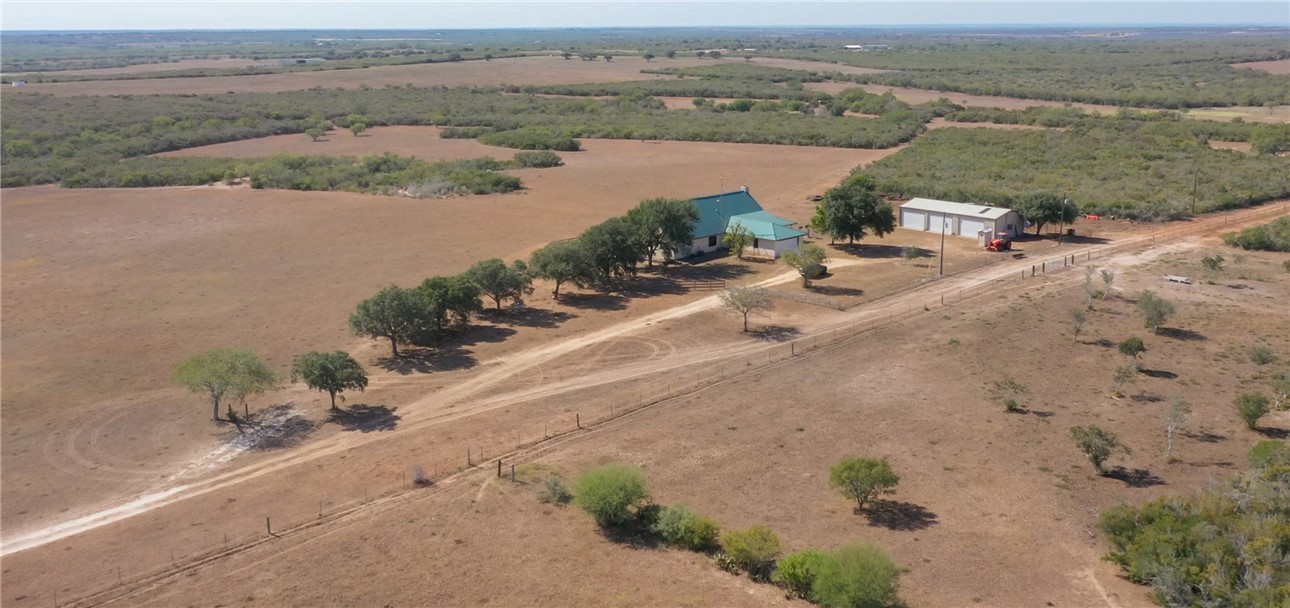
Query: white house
680,187,805,259
898,198,1024,240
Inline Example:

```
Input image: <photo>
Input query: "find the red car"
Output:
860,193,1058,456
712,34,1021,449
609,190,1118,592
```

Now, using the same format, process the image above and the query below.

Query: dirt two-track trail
2,203,1283,559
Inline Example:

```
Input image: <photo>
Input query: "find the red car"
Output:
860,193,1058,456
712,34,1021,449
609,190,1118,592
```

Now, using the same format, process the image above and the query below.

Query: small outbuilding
898,197,1024,240
680,187,805,259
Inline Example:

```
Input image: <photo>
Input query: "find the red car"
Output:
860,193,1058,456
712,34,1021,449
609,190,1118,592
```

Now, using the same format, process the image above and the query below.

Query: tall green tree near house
349,285,421,358
529,239,593,299
290,351,368,411
811,175,896,244
1012,192,1078,236
173,347,279,422
465,258,533,310
781,243,827,287
624,197,699,266
723,224,754,259
579,216,647,288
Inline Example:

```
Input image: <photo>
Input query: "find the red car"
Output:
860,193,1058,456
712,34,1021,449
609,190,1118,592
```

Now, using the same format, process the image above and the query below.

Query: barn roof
728,214,807,241
901,197,1014,220
690,190,766,237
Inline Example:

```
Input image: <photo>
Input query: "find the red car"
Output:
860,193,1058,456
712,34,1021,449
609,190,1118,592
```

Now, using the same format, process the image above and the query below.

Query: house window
708,235,717,247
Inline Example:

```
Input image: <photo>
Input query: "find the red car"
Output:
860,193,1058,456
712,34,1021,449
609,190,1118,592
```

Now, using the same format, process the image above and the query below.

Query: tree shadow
376,343,480,374
558,292,629,311
749,325,802,342
810,285,864,298
1089,338,1116,348
620,275,689,298
667,261,757,281
453,324,518,346
598,507,663,549
1054,234,1112,246
1183,460,1235,468
862,500,939,531
1140,369,1178,379
488,307,577,329
1158,327,1206,341
829,243,910,259
1183,430,1226,443
1255,427,1289,439
329,404,401,433
1129,393,1164,404
1106,467,1166,488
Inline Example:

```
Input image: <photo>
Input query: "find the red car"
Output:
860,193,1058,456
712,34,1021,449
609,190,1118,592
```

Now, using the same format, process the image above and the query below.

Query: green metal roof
728,214,807,241
690,190,765,238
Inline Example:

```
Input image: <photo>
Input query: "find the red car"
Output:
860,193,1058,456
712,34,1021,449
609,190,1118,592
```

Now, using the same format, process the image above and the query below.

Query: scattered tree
529,239,592,299
1201,254,1224,272
603,54,613,62
413,275,482,338
1118,337,1146,369
709,51,722,60
782,243,827,287
466,258,533,310
305,127,325,142
720,525,781,578
483,53,493,62
290,350,368,411
1112,365,1136,398
625,197,699,266
349,285,421,358
665,50,677,59
650,503,720,551
572,463,650,527
718,285,773,332
560,51,572,60
1012,192,1078,236
1099,268,1115,299
579,216,647,288
810,543,903,608
173,347,278,421
828,457,899,511
723,223,754,259
1070,308,1087,342
810,175,896,244
1082,267,1099,309
774,549,828,599
1235,392,1270,430
1137,290,1175,334
1070,425,1130,474
1164,396,1190,461
642,52,655,62
349,122,368,137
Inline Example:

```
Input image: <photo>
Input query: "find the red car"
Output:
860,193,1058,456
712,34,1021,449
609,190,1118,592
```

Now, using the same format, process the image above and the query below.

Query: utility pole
938,215,947,275
1191,167,1199,215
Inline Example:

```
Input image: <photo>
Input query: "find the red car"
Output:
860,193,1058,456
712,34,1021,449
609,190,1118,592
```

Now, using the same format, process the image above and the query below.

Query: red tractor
986,236,1013,252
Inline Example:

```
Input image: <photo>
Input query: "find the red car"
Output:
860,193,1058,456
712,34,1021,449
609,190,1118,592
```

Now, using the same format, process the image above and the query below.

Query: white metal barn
898,198,1024,240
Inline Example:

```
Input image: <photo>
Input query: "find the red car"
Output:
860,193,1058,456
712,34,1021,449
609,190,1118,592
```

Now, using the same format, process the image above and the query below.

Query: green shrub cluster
858,126,1290,220
478,127,582,151
649,503,720,551
61,152,524,196
1222,216,1290,252
640,63,828,83
1098,452,1290,606
779,37,1290,108
511,150,564,168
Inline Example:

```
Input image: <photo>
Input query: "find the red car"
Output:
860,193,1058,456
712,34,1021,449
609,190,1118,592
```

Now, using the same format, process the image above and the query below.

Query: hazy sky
2,1,1287,31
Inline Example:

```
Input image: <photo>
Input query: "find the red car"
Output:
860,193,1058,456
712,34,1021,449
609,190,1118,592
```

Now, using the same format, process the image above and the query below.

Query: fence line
54,202,1288,608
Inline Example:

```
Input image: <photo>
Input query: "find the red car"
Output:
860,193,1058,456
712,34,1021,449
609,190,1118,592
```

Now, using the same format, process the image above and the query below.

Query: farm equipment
986,237,1013,252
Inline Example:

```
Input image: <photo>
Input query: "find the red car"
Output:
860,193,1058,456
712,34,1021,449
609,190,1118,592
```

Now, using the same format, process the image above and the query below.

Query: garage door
900,209,926,230
958,218,986,237
926,213,950,234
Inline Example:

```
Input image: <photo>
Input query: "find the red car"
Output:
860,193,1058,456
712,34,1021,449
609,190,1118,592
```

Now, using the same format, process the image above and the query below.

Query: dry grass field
1231,58,1290,75
2,57,268,78
3,49,1289,608
1,135,893,541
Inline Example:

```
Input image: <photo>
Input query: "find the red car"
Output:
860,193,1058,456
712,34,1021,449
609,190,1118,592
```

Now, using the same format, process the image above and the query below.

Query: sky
1,1,1287,31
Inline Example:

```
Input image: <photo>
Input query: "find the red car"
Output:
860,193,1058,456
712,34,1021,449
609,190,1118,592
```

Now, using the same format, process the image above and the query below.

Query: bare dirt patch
1,55,702,96
1209,140,1252,153
805,81,1122,113
1230,59,1290,75
925,117,1059,131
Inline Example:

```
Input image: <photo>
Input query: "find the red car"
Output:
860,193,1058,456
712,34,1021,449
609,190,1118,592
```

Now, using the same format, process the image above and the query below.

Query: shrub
828,457,900,510
1222,217,1290,252
774,549,828,599
1235,393,1270,429
650,503,719,551
1136,291,1175,334
810,543,903,608
572,463,650,526
1201,254,1225,272
479,127,582,151
1249,346,1277,365
1070,425,1130,474
1248,440,1290,470
720,525,782,579
538,474,572,505
412,464,431,486
511,150,563,168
